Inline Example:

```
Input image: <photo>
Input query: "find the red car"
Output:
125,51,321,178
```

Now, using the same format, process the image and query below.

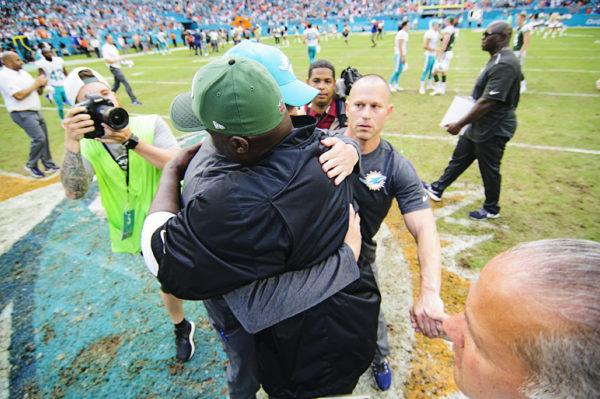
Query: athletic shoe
468,207,500,220
423,182,442,202
24,165,45,178
430,89,442,96
397,86,405,91
175,320,196,362
132,100,142,105
419,87,426,95
45,164,60,172
389,84,397,92
372,360,392,390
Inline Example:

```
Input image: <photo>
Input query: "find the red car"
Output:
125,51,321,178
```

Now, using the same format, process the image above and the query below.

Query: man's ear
230,136,249,155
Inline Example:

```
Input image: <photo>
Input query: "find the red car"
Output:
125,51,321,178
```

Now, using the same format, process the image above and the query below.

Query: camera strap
102,143,130,188
102,142,134,240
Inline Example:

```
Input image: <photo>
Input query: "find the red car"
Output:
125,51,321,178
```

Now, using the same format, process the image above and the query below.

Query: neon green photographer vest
81,115,162,253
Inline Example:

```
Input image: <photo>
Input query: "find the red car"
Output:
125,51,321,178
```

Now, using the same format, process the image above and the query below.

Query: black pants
431,134,509,214
109,66,137,102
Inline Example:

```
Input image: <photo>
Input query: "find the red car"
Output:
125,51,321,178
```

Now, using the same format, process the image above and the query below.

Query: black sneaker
44,164,60,173
24,165,45,178
469,207,500,220
423,182,442,202
175,320,195,362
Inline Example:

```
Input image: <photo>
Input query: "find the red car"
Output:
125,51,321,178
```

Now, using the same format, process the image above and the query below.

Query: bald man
443,239,600,398
0,51,59,178
424,21,522,220
343,74,445,390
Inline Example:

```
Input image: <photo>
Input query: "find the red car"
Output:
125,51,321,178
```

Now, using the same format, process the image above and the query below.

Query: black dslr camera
75,93,129,139
334,66,362,99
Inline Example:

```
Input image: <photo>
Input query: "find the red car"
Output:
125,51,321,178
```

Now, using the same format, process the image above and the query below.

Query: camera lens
106,108,129,130
97,105,129,130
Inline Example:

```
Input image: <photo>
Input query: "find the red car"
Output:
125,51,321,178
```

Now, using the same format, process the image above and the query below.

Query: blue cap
430,18,442,28
224,40,319,107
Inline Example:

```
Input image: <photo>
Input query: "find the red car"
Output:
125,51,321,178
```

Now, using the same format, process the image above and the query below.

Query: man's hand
319,137,358,185
96,123,132,144
63,106,95,145
409,289,446,338
343,204,361,261
34,75,48,88
165,141,203,181
445,122,462,136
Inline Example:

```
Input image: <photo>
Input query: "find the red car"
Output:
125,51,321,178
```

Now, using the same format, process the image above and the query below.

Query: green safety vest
81,115,162,253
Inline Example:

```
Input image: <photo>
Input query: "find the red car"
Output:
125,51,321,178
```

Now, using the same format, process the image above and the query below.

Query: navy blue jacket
151,119,379,398
153,120,350,300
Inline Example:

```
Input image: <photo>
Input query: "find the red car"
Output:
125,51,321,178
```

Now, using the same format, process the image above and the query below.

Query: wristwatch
123,134,139,150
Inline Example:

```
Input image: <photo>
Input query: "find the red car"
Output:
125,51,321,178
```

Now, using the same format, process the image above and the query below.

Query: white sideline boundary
383,133,600,155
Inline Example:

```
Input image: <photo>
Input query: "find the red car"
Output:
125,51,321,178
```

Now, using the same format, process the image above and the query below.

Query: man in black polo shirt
424,20,521,220
342,74,445,390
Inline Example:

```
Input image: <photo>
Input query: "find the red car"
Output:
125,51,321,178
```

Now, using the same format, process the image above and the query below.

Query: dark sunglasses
482,31,500,38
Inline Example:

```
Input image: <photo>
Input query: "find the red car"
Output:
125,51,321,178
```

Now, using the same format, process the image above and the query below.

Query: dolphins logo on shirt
360,171,387,191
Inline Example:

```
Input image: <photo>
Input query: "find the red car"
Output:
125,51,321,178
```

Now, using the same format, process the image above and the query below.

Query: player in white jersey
389,21,409,92
513,12,533,93
419,19,440,94
303,23,320,65
36,49,69,119
431,17,457,96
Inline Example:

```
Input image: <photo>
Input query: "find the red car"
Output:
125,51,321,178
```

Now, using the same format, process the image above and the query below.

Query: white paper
440,96,475,128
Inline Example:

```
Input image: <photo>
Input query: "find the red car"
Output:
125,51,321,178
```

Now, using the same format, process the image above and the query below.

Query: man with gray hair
443,239,600,398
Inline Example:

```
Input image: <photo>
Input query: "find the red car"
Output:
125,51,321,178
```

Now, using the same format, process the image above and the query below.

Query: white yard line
383,133,600,155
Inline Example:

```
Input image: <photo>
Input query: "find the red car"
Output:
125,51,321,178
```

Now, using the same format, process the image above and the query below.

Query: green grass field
2,27,599,269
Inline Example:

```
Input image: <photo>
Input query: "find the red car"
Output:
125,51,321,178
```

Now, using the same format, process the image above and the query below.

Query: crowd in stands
1,0,598,57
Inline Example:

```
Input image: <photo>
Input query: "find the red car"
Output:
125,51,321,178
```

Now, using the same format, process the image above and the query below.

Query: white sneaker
419,87,425,94
389,84,397,92
430,89,441,96
397,86,404,91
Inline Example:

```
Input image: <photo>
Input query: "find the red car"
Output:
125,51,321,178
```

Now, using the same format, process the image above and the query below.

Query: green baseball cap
170,57,286,136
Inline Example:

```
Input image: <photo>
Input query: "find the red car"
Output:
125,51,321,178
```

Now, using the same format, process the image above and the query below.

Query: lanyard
102,143,130,189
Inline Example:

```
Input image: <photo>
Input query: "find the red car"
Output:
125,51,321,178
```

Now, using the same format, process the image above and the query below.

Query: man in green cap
141,57,381,398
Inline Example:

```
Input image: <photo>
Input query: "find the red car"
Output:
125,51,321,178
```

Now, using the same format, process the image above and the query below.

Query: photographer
60,67,196,362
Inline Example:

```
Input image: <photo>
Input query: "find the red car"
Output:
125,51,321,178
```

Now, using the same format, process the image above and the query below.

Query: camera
334,66,362,100
75,93,129,139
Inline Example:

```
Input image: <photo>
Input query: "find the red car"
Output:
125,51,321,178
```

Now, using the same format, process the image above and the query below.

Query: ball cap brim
170,92,205,132
279,78,319,107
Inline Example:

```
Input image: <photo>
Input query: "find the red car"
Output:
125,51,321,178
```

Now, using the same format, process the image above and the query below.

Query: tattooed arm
61,149,93,199
60,106,95,199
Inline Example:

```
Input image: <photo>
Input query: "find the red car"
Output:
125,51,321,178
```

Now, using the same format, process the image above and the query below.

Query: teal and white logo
360,171,387,191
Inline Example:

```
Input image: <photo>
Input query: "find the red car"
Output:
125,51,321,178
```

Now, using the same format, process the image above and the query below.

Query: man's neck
358,136,381,155
345,129,381,155
490,45,509,57
310,101,331,115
